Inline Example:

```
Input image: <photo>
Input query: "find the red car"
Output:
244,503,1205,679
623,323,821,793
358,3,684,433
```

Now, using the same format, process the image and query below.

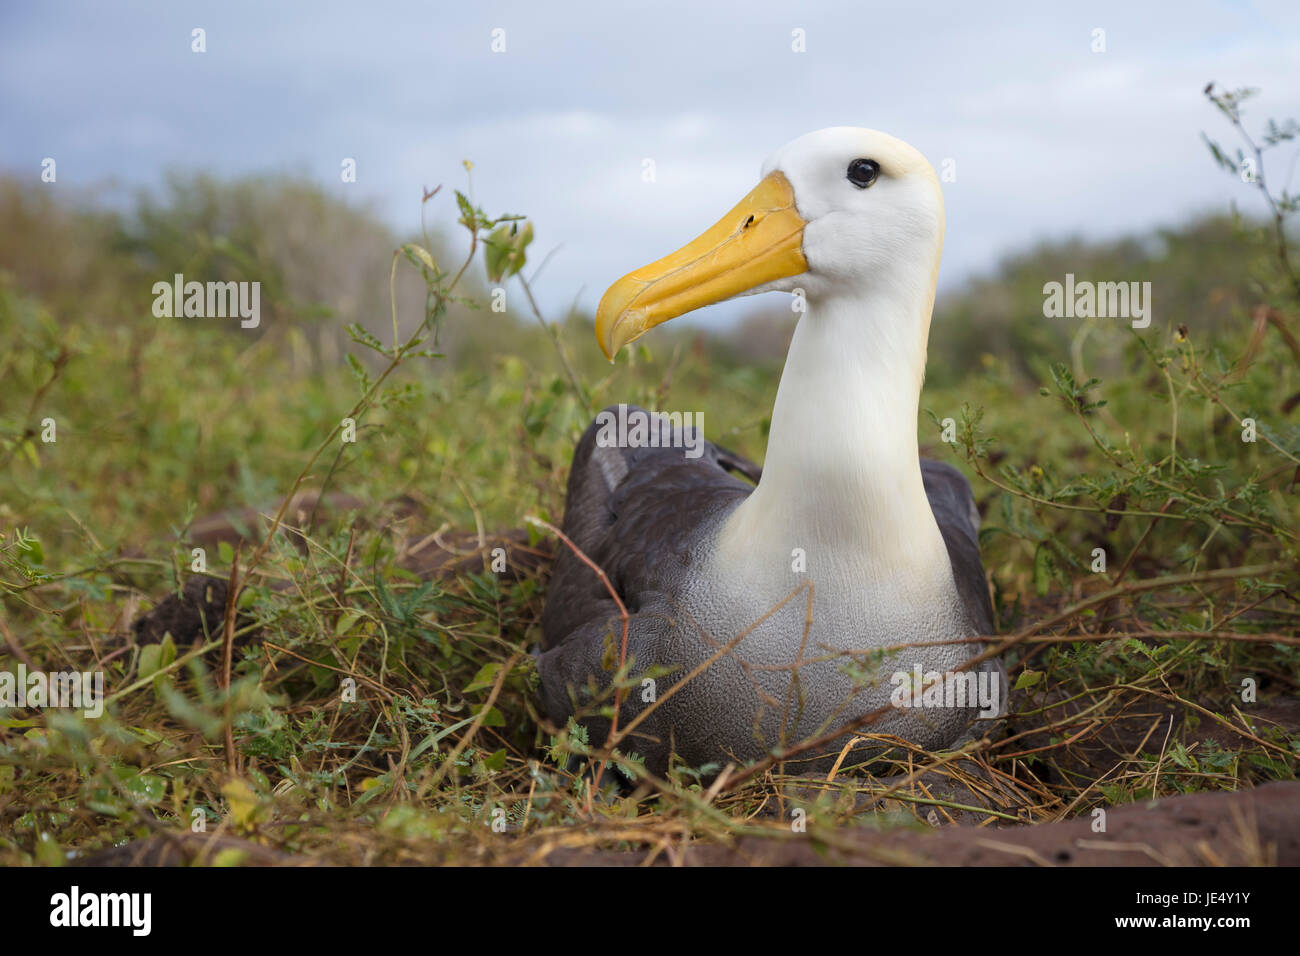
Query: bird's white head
596,127,945,359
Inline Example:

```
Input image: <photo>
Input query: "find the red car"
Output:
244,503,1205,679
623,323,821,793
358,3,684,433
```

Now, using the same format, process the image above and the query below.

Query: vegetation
0,87,1296,865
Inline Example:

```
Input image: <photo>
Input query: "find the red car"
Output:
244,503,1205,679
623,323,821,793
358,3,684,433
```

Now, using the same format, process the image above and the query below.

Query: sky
3,0,1299,327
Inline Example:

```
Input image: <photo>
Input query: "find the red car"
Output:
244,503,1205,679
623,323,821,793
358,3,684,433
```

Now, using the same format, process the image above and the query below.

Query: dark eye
847,158,880,189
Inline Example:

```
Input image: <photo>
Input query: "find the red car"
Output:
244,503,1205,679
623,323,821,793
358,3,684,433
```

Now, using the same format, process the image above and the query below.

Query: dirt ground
75,780,1298,866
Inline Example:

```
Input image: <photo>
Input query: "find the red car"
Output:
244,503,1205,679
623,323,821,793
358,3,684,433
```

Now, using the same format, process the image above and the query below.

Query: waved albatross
539,127,1005,776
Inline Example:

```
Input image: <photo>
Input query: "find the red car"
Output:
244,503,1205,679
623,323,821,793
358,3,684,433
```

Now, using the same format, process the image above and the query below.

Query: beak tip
596,306,637,362
596,327,616,362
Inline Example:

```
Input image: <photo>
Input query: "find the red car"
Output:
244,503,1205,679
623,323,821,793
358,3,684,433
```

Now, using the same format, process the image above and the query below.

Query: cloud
3,0,1297,326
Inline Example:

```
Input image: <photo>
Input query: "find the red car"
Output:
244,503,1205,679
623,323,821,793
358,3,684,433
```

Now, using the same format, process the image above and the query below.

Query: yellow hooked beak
594,171,808,360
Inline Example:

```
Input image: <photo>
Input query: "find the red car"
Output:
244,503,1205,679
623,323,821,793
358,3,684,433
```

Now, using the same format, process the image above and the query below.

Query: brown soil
75,781,1298,866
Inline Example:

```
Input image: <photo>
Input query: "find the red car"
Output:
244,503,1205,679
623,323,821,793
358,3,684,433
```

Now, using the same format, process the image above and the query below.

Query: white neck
715,277,951,591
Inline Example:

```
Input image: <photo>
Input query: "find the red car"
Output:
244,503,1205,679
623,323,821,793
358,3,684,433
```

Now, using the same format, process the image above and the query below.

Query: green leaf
484,224,511,282
211,847,250,867
221,778,264,831
345,322,386,354
217,540,234,564
158,632,177,670
35,831,63,866
402,242,438,274
119,769,167,804
463,662,500,694
335,609,364,636
345,353,372,393
138,643,162,680
455,190,476,222
160,681,223,737
1014,670,1043,691
18,535,44,565
1033,541,1054,597
483,221,533,282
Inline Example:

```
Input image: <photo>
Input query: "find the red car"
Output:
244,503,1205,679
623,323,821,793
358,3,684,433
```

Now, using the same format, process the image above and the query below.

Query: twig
0,614,38,671
421,650,522,795
524,515,626,793
220,547,240,776
518,274,592,417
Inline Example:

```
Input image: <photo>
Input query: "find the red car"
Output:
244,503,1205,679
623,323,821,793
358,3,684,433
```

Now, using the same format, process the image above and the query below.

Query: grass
0,88,1297,866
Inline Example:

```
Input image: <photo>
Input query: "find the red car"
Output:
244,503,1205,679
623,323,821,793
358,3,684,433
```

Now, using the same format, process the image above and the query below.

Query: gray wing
920,458,1005,724
920,458,995,636
540,406,759,651
537,407,758,764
